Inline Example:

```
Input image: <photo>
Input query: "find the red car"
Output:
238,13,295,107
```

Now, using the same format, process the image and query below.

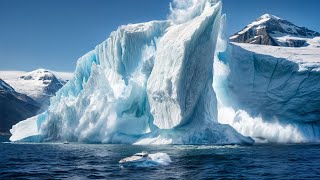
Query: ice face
213,40,320,143
10,0,253,145
33,21,170,143
147,2,222,129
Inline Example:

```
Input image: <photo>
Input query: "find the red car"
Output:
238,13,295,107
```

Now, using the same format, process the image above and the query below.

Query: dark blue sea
1,136,320,179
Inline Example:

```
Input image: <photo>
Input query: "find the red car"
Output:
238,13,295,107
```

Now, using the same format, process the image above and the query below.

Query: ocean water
1,138,320,179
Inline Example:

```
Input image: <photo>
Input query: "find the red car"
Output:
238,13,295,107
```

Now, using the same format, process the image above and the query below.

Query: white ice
120,153,172,168
214,36,320,143
10,0,253,145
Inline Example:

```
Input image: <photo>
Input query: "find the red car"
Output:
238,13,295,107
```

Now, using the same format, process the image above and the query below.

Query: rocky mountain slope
230,14,320,47
0,79,41,134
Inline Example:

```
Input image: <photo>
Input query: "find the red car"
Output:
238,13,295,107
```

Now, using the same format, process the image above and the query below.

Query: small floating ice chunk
119,152,172,168
149,153,172,166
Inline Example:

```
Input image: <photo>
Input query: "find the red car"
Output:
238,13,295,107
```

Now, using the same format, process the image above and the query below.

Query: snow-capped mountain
0,69,73,107
0,79,41,134
230,14,320,47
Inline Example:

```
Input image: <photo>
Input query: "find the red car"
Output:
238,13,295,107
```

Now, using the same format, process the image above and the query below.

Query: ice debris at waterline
119,153,172,168
119,152,172,168
10,0,253,145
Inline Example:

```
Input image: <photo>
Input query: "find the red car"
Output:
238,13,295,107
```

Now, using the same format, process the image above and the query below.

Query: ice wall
148,1,222,129
10,0,253,145
214,40,320,143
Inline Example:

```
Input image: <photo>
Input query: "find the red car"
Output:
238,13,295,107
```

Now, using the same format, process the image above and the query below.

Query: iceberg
10,0,253,145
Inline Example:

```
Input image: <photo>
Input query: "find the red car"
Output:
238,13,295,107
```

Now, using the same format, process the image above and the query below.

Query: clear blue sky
0,0,319,72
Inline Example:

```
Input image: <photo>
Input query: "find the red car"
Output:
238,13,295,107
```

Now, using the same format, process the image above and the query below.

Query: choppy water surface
1,138,320,179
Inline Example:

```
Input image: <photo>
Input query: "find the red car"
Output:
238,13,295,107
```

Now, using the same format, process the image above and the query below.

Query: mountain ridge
0,69,73,107
230,13,320,47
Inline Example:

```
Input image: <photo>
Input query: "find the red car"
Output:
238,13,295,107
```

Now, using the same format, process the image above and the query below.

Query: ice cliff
214,40,320,143
10,0,253,145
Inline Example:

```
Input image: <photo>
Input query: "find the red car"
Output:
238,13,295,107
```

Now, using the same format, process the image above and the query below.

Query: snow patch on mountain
233,14,280,36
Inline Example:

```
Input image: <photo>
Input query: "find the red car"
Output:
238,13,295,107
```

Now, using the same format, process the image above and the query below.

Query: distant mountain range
230,14,320,47
0,69,72,134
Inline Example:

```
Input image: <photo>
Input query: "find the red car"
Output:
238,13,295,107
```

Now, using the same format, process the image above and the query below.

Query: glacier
213,39,320,143
10,0,253,145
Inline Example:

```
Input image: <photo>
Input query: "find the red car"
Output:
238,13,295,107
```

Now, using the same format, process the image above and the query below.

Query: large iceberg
10,0,253,145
